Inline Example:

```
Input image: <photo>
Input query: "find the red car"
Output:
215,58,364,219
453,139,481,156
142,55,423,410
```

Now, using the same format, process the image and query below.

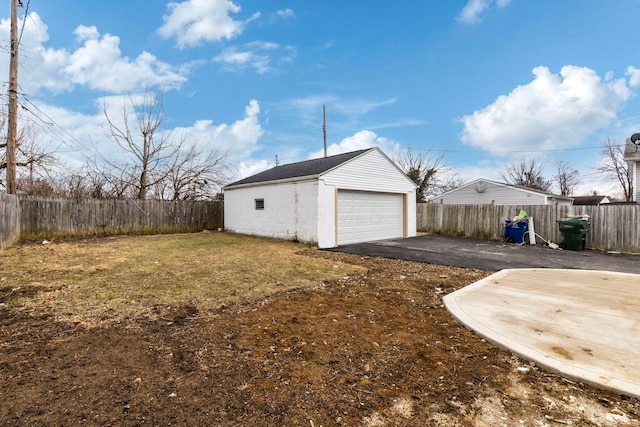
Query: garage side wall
224,180,319,243
317,181,336,248
318,149,417,248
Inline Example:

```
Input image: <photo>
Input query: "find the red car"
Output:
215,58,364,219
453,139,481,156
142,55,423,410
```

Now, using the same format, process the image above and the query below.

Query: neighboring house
427,178,574,206
572,195,611,206
624,136,640,202
223,147,418,249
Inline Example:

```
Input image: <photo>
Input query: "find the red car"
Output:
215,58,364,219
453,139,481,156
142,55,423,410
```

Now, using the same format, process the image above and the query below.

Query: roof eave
224,174,320,190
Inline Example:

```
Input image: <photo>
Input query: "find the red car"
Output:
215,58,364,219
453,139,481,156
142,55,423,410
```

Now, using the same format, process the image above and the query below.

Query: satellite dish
631,133,640,145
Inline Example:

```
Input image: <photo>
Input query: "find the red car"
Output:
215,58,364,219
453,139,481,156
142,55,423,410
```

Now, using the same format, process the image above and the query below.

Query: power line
17,0,31,46
19,94,102,161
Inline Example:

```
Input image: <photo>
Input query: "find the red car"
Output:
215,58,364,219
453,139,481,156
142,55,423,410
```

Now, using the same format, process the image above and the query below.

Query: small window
255,198,265,210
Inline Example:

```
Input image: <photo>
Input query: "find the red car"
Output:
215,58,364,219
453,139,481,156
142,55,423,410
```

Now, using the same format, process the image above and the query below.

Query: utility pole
6,0,19,194
322,104,327,158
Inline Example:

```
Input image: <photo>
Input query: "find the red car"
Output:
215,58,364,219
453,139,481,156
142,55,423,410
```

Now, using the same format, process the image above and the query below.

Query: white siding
225,147,418,249
637,162,640,202
549,197,573,207
337,191,403,245
317,180,336,249
321,149,416,193
634,161,640,202
433,180,548,205
224,180,318,243
318,148,417,248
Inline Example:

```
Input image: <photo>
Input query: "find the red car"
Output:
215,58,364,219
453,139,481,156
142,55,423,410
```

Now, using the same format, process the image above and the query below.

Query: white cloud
64,26,188,92
213,41,295,74
237,159,270,179
458,65,631,154
457,0,512,24
29,102,108,169
157,0,254,48
74,24,99,41
170,99,264,156
626,66,640,88
0,14,188,94
308,130,400,159
276,9,295,19
27,95,265,182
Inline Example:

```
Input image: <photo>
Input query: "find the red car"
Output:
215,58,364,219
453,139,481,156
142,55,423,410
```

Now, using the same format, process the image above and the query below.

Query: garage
337,191,404,245
223,147,417,248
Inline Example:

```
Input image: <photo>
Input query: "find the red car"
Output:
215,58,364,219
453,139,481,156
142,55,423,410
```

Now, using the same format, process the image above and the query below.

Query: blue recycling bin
504,219,528,244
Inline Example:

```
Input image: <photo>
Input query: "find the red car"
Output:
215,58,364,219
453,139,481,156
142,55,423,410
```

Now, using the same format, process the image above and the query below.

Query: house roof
431,178,573,201
224,148,373,188
572,195,610,205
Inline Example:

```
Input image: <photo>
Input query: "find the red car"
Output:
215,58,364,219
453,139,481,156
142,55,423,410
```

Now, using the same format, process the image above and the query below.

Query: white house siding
633,162,640,202
550,198,573,207
317,149,417,248
316,180,337,248
224,180,318,243
623,139,640,202
321,149,416,194
433,181,548,205
637,163,640,202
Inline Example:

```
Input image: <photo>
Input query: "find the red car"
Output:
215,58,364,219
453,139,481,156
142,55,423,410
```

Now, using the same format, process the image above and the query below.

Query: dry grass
0,232,364,325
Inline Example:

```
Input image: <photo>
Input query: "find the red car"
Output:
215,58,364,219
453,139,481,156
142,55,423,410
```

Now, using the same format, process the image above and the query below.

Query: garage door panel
337,191,403,245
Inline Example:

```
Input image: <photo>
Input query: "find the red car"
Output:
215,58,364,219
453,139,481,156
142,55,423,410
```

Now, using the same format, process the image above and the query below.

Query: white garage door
337,190,404,245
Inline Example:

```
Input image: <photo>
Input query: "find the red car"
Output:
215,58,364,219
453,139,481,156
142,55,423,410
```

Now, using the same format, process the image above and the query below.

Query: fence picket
417,203,640,253
13,197,223,242
0,193,20,249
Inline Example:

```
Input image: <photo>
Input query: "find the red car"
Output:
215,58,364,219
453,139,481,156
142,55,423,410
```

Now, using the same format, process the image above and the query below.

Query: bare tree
596,138,632,201
16,176,56,196
394,148,462,202
83,160,137,199
0,120,58,192
101,88,177,199
553,160,579,196
53,168,113,200
98,88,228,201
499,158,552,192
162,139,228,200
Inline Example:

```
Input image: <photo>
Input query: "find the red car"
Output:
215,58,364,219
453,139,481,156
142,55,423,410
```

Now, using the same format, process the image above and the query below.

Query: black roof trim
225,148,372,188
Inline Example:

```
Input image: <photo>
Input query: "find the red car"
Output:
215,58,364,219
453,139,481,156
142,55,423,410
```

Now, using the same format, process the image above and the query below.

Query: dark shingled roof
225,148,372,188
572,195,609,205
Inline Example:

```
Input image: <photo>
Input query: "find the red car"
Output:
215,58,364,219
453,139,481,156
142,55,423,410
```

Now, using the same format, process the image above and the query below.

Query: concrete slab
443,269,640,398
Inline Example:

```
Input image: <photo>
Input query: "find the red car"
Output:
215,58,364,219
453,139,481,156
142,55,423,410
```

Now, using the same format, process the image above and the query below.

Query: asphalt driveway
328,234,640,274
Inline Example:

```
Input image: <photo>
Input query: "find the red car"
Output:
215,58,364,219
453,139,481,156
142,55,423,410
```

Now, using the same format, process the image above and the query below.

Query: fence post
415,203,640,253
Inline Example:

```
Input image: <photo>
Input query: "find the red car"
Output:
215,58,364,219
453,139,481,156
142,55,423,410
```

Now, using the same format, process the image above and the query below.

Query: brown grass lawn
0,232,364,326
1,233,638,426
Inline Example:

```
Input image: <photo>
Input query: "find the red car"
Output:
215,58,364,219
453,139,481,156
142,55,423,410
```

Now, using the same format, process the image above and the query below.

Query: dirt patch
1,249,638,426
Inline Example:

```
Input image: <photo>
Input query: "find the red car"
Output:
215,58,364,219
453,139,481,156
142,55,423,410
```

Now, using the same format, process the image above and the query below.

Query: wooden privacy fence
17,197,224,241
0,193,20,249
417,203,640,253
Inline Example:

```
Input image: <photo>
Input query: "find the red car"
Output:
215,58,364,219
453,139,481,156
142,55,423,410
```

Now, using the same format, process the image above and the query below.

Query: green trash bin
557,216,590,251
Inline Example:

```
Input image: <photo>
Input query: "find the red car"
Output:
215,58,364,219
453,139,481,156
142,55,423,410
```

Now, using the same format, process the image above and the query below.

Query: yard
0,232,638,426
